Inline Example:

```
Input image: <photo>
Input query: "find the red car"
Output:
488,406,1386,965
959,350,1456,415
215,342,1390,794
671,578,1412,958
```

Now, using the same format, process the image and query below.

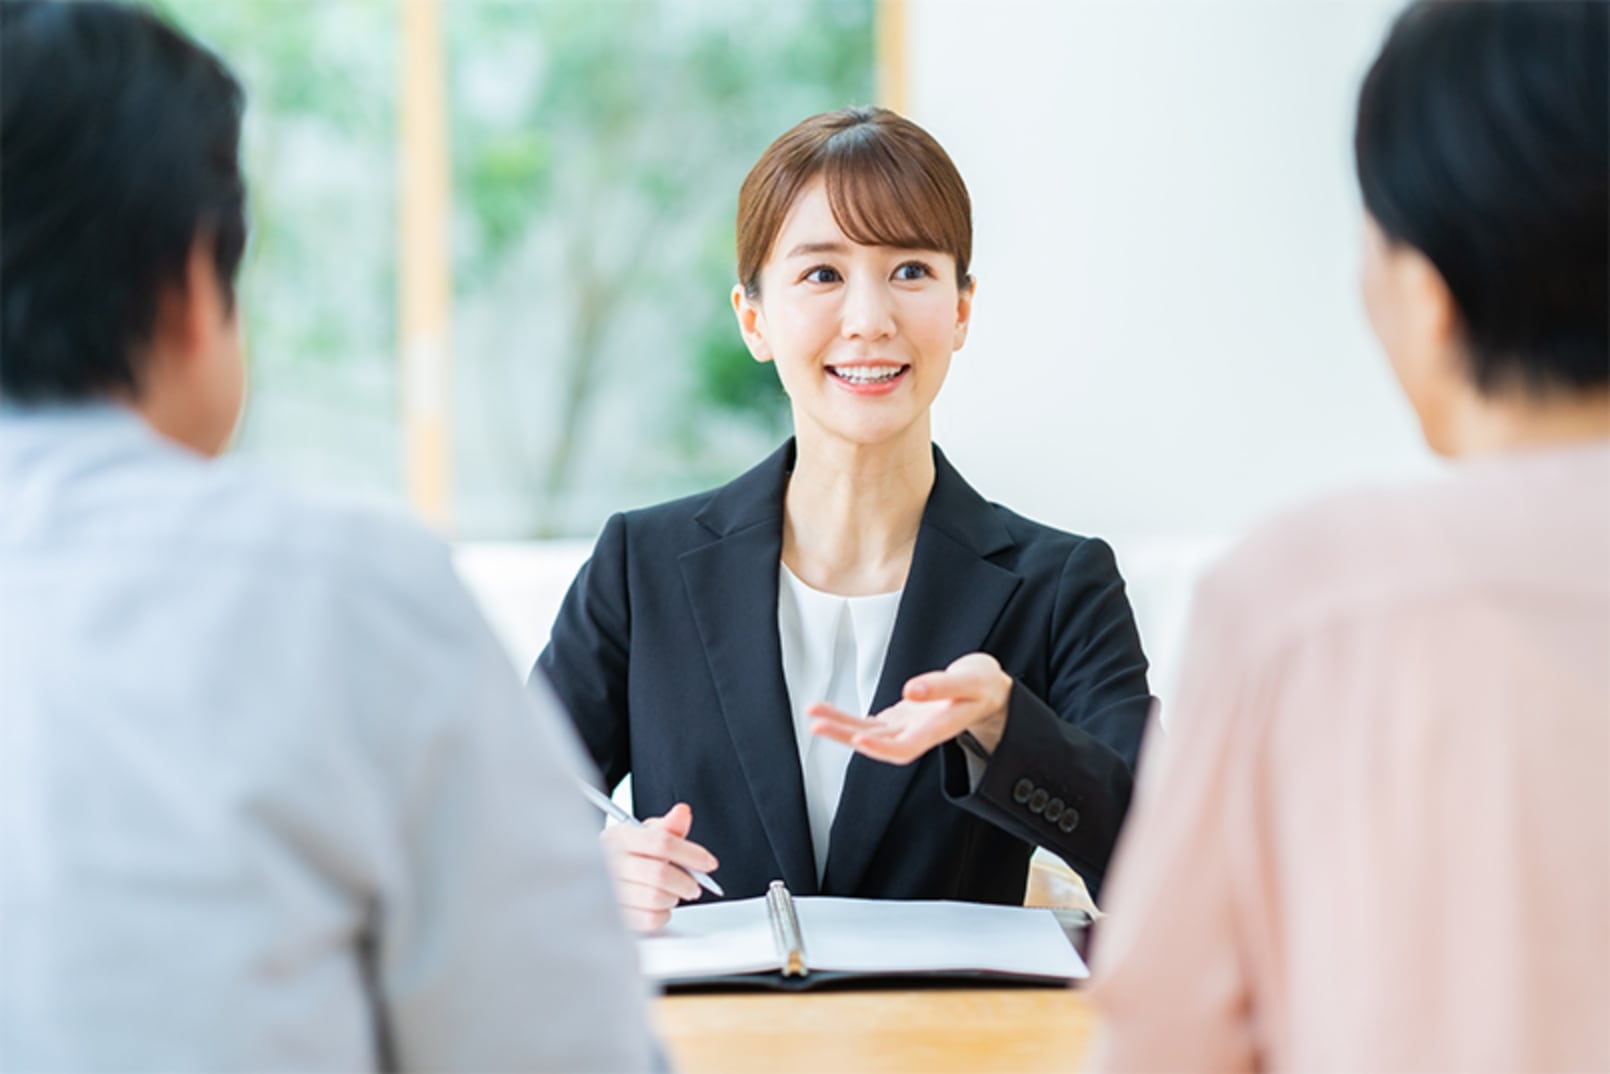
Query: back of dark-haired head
1,1,247,405
1355,1,1609,397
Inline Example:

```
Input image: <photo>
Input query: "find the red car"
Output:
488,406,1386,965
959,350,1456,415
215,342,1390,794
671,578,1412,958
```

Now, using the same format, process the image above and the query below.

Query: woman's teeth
830,366,905,384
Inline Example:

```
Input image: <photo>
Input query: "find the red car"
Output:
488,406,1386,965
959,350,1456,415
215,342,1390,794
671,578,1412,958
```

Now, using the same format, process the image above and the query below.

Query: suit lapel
823,448,1022,894
679,443,819,895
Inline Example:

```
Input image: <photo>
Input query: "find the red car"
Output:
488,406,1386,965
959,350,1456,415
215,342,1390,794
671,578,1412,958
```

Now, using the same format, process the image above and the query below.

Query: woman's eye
803,266,842,284
893,261,932,281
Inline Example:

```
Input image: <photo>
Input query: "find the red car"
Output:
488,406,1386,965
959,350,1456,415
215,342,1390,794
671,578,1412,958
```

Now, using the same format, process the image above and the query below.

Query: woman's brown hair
735,107,973,298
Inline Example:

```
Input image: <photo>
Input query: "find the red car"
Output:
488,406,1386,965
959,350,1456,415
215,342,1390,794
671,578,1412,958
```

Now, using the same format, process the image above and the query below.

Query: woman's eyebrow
784,240,851,258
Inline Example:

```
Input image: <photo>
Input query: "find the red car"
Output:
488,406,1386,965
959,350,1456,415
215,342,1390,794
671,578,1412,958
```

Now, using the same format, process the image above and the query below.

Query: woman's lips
826,364,911,395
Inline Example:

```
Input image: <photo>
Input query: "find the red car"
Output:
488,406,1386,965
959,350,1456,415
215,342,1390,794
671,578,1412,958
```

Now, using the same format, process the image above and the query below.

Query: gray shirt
0,405,656,1072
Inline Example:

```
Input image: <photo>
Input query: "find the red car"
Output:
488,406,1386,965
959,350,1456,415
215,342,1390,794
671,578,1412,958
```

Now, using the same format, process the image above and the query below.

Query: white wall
910,0,1436,555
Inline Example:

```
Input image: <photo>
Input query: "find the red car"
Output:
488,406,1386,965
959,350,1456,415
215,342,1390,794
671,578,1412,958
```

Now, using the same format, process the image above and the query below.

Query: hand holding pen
577,780,723,933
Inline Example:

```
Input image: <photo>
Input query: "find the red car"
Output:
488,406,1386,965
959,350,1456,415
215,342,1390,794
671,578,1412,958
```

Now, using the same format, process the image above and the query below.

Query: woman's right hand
600,802,720,932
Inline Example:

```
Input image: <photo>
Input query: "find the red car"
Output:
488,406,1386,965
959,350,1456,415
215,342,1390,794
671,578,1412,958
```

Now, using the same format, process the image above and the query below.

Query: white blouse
777,562,904,882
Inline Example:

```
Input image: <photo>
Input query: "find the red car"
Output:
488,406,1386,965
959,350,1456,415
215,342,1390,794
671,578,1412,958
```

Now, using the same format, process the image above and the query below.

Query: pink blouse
1088,442,1610,1073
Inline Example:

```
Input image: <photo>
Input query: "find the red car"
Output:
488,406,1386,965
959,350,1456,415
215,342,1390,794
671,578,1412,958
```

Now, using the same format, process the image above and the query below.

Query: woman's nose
840,277,896,341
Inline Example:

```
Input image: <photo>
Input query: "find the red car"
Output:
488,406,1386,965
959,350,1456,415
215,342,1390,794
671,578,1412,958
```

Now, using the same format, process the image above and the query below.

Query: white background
910,0,1433,551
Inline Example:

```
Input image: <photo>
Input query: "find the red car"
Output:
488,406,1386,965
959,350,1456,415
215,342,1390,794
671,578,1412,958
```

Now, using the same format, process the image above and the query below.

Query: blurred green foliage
154,0,398,374
153,0,872,537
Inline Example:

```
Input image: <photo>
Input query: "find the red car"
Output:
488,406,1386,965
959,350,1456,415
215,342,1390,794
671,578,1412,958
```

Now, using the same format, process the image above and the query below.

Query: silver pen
766,880,808,977
576,779,725,897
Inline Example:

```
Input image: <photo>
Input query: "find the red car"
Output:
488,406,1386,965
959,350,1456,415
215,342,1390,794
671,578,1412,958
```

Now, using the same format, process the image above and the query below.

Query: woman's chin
795,408,931,451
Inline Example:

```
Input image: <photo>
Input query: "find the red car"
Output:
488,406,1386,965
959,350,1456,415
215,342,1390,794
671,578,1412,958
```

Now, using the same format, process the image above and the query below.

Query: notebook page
638,896,777,980
797,898,1087,979
639,894,1087,982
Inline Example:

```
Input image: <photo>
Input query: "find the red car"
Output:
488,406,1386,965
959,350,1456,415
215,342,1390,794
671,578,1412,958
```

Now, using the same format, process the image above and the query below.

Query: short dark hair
736,107,973,298
1,1,247,404
1355,1,1608,397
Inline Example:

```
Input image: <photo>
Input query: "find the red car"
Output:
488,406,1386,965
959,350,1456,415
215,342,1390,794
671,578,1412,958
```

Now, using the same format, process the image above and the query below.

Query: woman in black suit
536,107,1152,930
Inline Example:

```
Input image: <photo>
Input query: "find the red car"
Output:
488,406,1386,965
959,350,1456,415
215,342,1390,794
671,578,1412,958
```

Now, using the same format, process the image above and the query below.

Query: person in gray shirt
0,3,657,1070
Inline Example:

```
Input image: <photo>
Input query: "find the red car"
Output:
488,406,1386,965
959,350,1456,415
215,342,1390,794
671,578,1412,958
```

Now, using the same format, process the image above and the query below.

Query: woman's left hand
807,652,1012,765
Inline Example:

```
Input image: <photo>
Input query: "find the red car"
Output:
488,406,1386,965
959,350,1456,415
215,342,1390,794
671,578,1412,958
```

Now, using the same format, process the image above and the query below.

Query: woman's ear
1408,254,1460,366
1363,217,1471,456
731,284,773,363
1394,249,1476,456
952,275,976,352
1391,244,1467,396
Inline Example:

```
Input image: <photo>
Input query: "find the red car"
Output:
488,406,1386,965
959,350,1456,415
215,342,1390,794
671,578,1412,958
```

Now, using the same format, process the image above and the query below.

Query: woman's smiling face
733,177,973,449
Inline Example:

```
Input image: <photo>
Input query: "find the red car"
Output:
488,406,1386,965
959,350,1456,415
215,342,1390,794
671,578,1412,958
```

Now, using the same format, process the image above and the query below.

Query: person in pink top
1086,2,1609,1072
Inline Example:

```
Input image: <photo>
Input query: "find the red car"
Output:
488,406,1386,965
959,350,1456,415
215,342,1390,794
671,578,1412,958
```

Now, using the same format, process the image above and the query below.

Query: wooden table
654,986,1095,1074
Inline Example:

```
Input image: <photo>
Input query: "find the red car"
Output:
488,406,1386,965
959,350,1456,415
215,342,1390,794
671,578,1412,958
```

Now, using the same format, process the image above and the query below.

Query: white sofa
452,536,1225,719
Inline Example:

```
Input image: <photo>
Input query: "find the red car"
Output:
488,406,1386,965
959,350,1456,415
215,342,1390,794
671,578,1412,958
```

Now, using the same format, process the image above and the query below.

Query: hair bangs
821,128,971,285
735,108,973,295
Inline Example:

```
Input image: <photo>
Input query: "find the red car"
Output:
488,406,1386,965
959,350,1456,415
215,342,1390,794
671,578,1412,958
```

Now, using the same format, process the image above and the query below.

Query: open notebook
639,885,1088,991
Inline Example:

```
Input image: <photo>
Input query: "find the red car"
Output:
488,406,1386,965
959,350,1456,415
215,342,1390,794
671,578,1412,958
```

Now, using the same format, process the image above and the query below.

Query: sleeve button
1028,788,1049,814
1044,798,1064,822
1058,808,1080,833
1012,778,1034,804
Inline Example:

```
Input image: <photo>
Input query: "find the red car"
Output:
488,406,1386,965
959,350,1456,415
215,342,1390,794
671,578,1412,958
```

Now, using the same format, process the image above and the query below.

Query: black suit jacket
536,441,1151,904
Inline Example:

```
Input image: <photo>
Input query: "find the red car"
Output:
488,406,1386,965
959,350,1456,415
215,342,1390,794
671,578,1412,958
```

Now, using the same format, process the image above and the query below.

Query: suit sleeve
532,512,633,792
940,536,1152,900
